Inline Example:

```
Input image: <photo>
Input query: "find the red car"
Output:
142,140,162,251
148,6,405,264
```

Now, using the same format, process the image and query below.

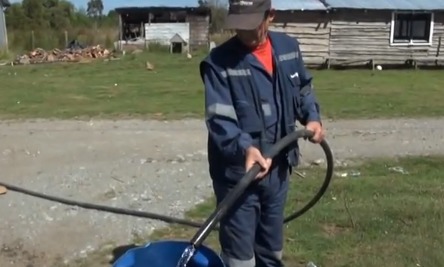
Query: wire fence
7,28,118,52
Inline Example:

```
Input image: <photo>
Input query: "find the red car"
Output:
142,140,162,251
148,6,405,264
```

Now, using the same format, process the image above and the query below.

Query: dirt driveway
1,118,443,267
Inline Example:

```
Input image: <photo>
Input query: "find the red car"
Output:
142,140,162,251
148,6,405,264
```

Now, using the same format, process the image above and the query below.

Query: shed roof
170,33,186,43
115,0,200,9
273,0,327,10
115,6,211,17
323,0,444,10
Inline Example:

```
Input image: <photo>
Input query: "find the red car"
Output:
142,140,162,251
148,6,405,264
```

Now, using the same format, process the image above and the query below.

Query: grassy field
1,50,444,120
142,156,443,267
68,156,444,267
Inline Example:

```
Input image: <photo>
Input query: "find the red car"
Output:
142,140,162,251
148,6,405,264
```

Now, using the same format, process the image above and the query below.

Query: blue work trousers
212,163,289,267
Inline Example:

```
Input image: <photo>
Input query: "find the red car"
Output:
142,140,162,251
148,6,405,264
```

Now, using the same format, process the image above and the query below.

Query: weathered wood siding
432,12,444,60
329,10,444,64
270,11,330,65
269,9,444,67
187,14,210,50
144,22,190,45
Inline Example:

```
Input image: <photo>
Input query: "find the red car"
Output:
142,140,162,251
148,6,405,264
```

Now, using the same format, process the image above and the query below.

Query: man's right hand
245,146,272,179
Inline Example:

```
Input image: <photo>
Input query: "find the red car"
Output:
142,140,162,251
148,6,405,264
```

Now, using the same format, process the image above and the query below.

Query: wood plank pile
14,45,112,65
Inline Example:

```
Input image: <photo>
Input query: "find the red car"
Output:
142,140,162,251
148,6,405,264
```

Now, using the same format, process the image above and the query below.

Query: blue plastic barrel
113,240,225,267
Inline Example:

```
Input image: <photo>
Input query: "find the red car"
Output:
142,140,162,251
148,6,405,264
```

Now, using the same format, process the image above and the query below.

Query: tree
87,0,103,18
198,0,208,6
21,0,47,29
203,0,228,33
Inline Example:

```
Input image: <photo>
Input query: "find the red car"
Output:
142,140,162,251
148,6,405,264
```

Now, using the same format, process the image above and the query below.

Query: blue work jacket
199,31,321,183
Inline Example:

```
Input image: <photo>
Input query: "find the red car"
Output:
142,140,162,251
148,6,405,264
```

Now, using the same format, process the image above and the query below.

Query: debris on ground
335,170,361,178
335,159,348,167
388,166,409,174
336,166,408,178
13,45,113,65
295,171,306,178
311,158,325,166
0,186,7,195
146,61,154,70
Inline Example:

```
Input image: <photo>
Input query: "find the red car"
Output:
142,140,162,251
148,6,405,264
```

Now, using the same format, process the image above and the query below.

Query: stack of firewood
14,45,112,65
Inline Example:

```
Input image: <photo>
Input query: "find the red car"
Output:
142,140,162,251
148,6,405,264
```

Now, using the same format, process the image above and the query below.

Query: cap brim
224,13,264,30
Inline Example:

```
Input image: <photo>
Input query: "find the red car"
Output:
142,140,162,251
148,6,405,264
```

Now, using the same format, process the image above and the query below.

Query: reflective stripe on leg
273,250,283,260
221,252,255,267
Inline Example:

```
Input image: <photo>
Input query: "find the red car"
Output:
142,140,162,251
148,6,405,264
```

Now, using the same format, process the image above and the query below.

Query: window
390,12,434,45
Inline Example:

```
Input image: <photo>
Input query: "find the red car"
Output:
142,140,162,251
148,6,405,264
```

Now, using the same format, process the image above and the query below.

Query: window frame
389,11,434,46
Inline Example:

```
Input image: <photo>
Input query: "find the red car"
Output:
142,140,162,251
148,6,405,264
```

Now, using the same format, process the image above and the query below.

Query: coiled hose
0,129,334,231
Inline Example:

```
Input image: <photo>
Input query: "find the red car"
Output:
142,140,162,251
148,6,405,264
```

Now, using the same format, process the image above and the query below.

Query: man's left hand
305,121,325,143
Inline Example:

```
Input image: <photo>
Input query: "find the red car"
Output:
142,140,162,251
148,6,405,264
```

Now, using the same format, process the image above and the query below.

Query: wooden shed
115,4,211,52
269,0,330,67
269,0,444,68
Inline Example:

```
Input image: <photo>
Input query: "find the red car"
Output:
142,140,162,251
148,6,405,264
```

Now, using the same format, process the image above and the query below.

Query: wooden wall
329,10,444,65
270,9,444,67
187,14,210,50
270,11,330,65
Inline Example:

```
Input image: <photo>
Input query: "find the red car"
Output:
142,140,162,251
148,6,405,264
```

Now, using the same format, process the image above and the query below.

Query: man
198,0,325,266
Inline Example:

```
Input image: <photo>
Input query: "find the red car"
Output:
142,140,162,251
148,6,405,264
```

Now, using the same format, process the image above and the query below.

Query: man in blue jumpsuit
199,0,325,266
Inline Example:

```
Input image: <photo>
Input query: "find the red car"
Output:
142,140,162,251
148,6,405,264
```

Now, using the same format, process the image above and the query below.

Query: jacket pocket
261,100,277,129
287,74,302,122
235,102,263,134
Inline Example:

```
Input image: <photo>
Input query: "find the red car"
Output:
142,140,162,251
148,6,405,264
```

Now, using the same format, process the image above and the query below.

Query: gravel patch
0,117,443,266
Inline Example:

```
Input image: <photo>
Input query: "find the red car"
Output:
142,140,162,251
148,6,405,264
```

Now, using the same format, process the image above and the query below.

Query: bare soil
0,118,443,267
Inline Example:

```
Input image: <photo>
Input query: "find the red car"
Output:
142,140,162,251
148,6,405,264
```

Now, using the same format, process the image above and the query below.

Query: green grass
1,51,444,120
144,156,444,267
67,156,444,267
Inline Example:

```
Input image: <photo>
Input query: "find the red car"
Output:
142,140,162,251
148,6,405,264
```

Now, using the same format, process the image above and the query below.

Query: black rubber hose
0,130,334,232
190,129,333,247
0,180,204,228
285,136,334,223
